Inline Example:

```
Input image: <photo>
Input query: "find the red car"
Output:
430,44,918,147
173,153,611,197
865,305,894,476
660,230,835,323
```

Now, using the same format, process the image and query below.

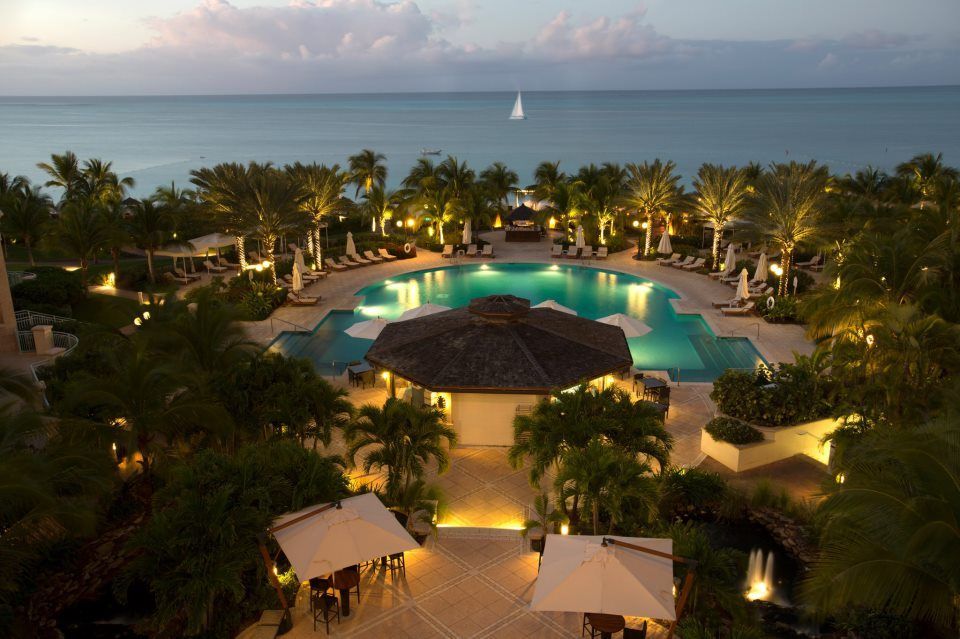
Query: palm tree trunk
26,239,35,267
112,248,121,280
307,226,316,261
146,251,156,284
592,502,599,536
236,236,247,270
778,248,792,296
313,226,322,264
712,222,723,270
264,238,277,285
644,212,653,254
80,257,89,288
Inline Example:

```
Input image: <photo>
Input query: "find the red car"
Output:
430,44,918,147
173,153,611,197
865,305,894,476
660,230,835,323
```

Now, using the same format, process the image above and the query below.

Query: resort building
365,294,633,446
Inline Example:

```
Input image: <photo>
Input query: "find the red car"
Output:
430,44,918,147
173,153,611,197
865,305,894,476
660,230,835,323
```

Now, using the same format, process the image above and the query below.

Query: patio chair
721,271,742,283
363,250,384,263
216,256,240,269
466,244,479,257
596,246,608,259
312,591,339,634
564,246,579,259
481,244,495,258
324,258,347,272
378,248,398,261
163,272,190,285
388,552,406,577
721,301,756,316
441,245,454,258
349,252,372,265
712,297,743,308
287,293,319,306
550,244,563,258
682,257,706,271
796,255,821,269
708,267,732,279
580,246,594,259
624,621,648,639
671,256,696,269
749,286,774,299
174,267,201,281
203,259,227,274
657,253,681,266
338,256,360,268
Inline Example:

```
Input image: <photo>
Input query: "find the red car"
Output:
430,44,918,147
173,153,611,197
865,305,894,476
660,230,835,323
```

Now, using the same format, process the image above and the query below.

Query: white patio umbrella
291,262,304,294
345,317,390,339
532,299,578,315
575,225,585,249
398,303,451,321
531,535,677,620
346,231,357,256
723,243,737,275
735,268,750,301
270,493,419,580
295,247,309,273
754,253,768,282
462,218,472,245
657,231,673,255
596,313,652,338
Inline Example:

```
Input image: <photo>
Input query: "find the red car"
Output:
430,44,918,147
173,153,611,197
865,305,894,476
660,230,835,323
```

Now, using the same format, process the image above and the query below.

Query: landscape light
560,524,569,535
142,311,151,320
133,317,142,326
641,222,648,229
396,220,403,227
261,260,271,268
770,264,783,276
632,220,640,228
381,371,391,381
406,219,415,228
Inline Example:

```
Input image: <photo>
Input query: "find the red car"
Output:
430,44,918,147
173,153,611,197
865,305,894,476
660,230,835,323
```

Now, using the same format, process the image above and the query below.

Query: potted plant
521,493,568,552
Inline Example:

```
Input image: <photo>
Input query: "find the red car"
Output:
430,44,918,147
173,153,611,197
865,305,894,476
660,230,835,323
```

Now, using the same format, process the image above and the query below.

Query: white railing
15,309,78,331
16,330,35,352
26,332,80,409
8,271,37,286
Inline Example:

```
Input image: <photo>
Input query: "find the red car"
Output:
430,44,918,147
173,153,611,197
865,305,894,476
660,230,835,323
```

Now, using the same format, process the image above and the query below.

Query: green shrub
12,266,84,310
705,417,764,444
115,263,151,291
710,361,834,427
758,295,801,323
765,268,815,295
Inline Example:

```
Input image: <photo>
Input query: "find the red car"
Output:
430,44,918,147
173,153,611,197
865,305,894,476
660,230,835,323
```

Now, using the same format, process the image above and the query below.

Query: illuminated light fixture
255,265,264,272
261,260,271,268
396,219,403,228
103,272,116,288
549,265,560,271
63,266,80,272
381,371,391,380
480,264,489,270
560,524,570,535
865,334,875,347
632,220,640,228
835,472,846,484
406,219,415,228
770,264,783,277
427,227,435,237
133,317,142,326
142,311,151,320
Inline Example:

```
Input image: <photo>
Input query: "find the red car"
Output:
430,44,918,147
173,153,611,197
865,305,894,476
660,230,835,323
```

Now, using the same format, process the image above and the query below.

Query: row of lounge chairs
657,254,706,271
441,244,495,258
322,248,398,272
549,245,609,259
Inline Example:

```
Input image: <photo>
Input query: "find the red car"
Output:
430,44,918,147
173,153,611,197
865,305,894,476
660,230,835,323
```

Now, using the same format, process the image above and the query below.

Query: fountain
745,548,776,602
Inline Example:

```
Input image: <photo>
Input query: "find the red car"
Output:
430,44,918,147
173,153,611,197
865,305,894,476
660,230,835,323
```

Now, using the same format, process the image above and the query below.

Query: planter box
701,417,840,473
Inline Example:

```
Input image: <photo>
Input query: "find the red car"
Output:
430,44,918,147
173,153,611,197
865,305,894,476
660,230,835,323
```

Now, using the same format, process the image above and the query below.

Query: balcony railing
15,309,78,331
7,271,37,287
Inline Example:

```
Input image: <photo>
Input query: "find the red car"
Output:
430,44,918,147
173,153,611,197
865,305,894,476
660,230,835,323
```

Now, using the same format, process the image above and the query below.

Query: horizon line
1,83,958,100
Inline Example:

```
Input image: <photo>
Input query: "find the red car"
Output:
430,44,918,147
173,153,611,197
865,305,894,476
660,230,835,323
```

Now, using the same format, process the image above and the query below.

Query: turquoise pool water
270,263,764,382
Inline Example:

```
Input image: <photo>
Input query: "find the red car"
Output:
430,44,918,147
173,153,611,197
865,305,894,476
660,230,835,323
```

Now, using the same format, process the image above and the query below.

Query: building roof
365,295,632,394
506,203,537,224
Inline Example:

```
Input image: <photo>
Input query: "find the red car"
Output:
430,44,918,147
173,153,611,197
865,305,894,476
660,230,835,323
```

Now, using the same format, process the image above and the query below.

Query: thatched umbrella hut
365,295,632,445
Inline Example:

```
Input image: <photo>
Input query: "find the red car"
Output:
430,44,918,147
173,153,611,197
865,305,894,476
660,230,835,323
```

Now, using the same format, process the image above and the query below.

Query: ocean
1,87,958,196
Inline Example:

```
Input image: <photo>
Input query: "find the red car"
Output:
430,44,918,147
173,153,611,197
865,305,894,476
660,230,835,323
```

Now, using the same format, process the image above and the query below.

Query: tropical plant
896,152,959,207
625,159,683,255
191,162,256,269
36,151,82,201
479,161,518,215
78,158,134,205
693,164,750,269
348,149,387,204
575,163,624,244
437,155,475,199
126,199,179,283
704,417,764,445
361,185,404,236
242,168,304,283
47,198,111,286
285,162,348,260
520,493,568,538
1,184,52,265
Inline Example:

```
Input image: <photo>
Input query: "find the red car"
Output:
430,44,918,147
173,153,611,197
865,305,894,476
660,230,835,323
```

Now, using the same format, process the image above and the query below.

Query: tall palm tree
402,158,439,193
347,149,387,218
458,186,497,232
529,160,567,201
361,185,404,237
743,161,828,295
191,162,256,269
79,158,135,205
417,182,459,245
48,199,111,286
541,180,580,232
479,162,518,215
153,181,196,239
576,164,623,245
625,159,683,255
896,152,959,208
803,417,960,633
1,185,52,265
693,164,750,269
37,150,82,201
127,199,178,284
285,162,348,261
437,155,476,199
243,168,303,284
345,398,456,502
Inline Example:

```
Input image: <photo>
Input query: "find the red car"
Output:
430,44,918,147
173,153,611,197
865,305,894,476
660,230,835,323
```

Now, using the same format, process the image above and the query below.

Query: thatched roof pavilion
506,203,537,225
365,295,632,394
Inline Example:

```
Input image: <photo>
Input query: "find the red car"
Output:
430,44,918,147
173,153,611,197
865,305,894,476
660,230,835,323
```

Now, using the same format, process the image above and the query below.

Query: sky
2,0,959,95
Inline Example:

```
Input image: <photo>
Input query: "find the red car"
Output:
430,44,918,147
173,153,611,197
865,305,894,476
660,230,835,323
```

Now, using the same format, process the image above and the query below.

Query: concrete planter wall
701,417,841,473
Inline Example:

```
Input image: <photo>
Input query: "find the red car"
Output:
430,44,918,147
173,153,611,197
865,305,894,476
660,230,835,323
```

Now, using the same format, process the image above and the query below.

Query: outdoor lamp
396,220,403,227
142,311,151,320
560,524,569,535
770,264,783,276
406,219,415,227
632,220,640,228
133,317,142,327
641,222,648,229
262,260,271,268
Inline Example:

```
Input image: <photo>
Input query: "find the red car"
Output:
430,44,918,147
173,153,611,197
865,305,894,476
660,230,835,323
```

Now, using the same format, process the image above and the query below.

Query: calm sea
1,87,958,196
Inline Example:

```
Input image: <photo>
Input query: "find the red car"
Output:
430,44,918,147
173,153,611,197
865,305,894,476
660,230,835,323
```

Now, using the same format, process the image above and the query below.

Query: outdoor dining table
347,362,374,388
331,569,360,617
586,612,626,639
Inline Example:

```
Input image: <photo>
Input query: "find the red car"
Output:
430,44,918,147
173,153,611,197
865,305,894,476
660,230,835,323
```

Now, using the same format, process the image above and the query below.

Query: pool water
270,263,765,382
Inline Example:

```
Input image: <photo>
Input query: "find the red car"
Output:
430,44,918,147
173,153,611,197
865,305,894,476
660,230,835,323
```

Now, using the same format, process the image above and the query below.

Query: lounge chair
671,256,696,269
721,271,742,284
287,292,319,306
580,246,594,259
248,252,262,263
682,257,706,271
657,253,680,266
796,255,821,269
550,244,563,258
217,256,240,270
349,252,372,265
441,245,454,259
175,267,201,281
288,242,300,253
721,301,756,316
204,259,227,274
481,244,495,258
564,246,579,259
338,256,360,268
712,297,742,308
324,258,347,272
163,271,190,285
378,248,398,261
363,250,384,264
749,286,775,299
466,244,479,257
708,266,733,279
596,246,608,259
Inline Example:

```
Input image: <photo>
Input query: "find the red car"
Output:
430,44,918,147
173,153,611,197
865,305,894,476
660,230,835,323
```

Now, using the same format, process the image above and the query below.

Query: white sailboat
509,91,526,120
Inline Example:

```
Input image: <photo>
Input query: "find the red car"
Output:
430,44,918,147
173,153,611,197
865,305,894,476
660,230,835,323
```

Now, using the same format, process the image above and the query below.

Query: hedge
705,417,765,445
710,362,833,427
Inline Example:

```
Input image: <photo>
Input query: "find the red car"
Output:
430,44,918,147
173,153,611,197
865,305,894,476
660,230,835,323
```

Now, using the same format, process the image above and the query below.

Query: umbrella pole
667,570,696,639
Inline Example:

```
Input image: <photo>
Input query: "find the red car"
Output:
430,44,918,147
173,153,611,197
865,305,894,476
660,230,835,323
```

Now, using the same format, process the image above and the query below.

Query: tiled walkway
276,531,666,638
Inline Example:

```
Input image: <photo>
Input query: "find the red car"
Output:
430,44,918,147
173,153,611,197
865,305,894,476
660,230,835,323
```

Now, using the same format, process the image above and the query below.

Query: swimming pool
270,263,765,382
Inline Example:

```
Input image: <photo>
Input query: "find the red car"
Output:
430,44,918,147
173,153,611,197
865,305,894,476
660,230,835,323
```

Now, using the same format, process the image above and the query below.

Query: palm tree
79,158,134,205
348,149,387,210
576,163,623,245
458,186,497,233
153,181,196,239
437,155,475,199
693,164,750,269
479,162,518,215
625,159,683,256
285,162,348,261
127,199,178,284
402,158,439,193
541,180,581,233
191,162,256,269
1,184,52,265
243,168,303,283
345,398,456,502
803,417,960,633
417,182,459,245
37,150,82,201
48,199,111,286
361,185,403,236
743,161,828,295
529,160,567,201
896,152,959,208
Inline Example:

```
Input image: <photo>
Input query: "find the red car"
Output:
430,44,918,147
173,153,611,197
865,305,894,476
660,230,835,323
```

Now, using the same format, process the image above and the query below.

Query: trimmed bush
758,295,801,323
705,417,764,445
12,266,84,311
710,361,834,427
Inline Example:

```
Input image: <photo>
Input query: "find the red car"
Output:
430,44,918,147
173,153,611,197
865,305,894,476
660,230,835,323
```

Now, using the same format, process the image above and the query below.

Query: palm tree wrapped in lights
625,159,683,256
693,164,750,271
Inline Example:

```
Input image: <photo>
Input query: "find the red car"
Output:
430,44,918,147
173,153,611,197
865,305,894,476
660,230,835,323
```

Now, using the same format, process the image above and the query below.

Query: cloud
0,1,957,94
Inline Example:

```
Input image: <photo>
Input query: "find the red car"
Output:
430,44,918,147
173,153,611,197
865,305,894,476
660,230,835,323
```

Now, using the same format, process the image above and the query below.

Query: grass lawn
71,294,141,330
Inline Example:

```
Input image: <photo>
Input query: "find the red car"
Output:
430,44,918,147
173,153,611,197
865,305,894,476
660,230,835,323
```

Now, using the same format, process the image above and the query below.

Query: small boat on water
509,91,526,120
420,148,441,156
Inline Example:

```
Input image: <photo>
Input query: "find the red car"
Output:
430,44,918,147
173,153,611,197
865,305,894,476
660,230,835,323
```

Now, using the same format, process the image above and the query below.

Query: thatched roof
365,295,632,393
506,203,536,224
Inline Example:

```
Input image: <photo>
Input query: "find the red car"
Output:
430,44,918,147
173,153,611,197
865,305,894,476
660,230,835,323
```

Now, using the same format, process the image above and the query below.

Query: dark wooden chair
309,576,333,612
312,592,339,634
388,552,406,577
582,614,599,638
624,621,647,638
